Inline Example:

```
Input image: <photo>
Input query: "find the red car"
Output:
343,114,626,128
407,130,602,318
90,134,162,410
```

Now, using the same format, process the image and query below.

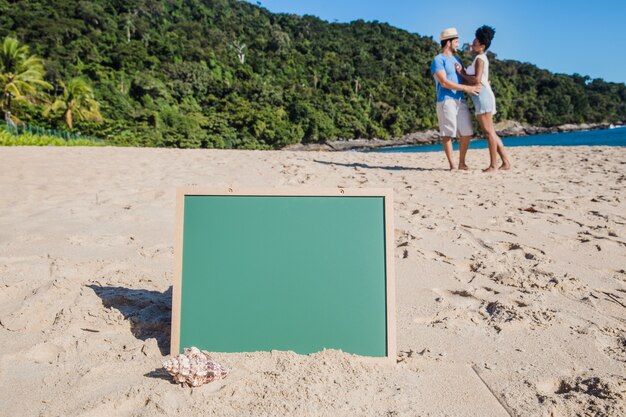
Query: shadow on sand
88,284,172,356
144,367,175,383
313,159,446,172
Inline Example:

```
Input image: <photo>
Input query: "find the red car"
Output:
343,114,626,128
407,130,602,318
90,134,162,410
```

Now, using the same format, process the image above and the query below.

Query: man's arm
434,70,480,95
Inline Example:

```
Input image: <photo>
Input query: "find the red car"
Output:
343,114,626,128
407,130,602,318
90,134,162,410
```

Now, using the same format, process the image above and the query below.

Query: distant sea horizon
372,127,626,153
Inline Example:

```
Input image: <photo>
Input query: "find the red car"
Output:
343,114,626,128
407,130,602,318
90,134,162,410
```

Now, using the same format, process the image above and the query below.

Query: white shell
162,347,229,387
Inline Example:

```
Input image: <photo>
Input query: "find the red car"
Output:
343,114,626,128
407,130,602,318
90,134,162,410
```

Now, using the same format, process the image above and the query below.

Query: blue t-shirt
431,54,464,102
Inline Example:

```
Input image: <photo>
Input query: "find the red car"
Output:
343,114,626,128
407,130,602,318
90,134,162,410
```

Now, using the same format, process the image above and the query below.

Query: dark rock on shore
494,120,613,137
283,130,440,152
283,121,620,152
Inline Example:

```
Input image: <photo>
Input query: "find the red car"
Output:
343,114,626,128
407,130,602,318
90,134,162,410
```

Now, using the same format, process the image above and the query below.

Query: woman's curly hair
476,25,495,50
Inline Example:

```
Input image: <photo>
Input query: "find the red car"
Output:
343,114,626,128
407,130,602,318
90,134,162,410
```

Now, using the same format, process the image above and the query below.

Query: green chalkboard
171,188,395,360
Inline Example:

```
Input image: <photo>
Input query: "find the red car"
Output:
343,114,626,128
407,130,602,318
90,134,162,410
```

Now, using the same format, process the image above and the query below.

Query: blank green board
173,189,394,358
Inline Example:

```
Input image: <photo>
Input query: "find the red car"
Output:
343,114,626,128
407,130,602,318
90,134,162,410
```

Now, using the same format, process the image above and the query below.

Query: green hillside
1,0,625,148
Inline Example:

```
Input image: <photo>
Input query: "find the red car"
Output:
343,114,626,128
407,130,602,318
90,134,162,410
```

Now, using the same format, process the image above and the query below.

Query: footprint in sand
536,375,626,417
23,341,65,364
417,286,558,331
536,377,561,395
0,277,78,332
481,300,557,332
592,326,626,363
416,288,486,327
138,244,172,259
469,241,587,294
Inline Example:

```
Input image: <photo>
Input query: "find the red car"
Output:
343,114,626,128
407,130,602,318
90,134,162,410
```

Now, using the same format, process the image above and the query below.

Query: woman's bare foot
482,166,496,173
458,163,469,171
499,162,511,170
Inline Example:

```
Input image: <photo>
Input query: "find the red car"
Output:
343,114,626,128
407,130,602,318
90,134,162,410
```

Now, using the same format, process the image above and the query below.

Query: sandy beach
0,145,624,417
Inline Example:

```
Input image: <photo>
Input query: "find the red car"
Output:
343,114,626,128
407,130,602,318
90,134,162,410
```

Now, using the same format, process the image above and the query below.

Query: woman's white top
466,54,489,86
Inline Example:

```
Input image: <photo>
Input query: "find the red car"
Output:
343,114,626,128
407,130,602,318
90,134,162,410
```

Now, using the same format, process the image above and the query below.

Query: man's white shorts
436,99,474,138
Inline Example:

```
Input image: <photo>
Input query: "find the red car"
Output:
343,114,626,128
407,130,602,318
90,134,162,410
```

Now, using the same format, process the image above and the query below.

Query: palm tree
44,77,103,130
0,37,52,121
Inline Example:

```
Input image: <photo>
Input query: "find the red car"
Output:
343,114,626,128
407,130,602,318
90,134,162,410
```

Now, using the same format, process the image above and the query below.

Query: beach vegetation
0,0,624,148
0,128,104,146
0,37,52,123
43,77,103,130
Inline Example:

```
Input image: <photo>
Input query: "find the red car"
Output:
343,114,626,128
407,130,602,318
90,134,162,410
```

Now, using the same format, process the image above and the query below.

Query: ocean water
373,127,626,153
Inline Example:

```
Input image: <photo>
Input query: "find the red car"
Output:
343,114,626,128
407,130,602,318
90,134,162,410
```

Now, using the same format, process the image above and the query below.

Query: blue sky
245,0,626,84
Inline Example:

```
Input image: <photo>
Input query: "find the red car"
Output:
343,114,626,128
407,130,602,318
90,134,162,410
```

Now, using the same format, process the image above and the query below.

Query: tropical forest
1,0,625,148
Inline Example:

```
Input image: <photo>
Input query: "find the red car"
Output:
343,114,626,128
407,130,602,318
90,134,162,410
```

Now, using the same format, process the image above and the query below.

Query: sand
0,145,624,417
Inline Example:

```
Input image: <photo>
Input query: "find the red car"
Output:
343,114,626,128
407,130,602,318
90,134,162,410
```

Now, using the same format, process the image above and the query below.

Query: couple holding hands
431,25,511,172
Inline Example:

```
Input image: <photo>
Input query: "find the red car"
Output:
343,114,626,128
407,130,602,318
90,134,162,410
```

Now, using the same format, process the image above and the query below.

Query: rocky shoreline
283,120,623,152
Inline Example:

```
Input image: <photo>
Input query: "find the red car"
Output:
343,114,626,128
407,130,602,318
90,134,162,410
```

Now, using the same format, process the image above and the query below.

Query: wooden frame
171,187,396,363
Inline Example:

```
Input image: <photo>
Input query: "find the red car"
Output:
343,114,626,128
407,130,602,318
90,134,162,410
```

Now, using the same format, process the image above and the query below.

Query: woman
456,26,511,172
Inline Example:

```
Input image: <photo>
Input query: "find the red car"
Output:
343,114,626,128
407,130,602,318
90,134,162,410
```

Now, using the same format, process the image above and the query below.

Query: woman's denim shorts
471,85,497,115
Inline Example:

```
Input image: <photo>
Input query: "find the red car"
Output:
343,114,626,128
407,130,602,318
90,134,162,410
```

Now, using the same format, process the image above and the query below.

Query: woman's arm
434,70,481,95
456,58,484,86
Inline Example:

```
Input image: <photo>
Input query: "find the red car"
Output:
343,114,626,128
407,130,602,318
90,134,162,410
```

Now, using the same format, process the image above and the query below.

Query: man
431,27,480,170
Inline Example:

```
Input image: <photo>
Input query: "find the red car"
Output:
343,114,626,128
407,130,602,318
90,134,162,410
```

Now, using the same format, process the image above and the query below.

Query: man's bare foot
458,164,469,171
499,163,511,170
482,166,496,173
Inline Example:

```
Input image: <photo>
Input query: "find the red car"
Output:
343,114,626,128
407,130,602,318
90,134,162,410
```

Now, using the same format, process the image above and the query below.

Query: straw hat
440,27,459,41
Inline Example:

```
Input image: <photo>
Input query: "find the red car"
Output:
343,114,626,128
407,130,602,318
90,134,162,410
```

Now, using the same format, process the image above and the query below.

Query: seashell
162,346,229,387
